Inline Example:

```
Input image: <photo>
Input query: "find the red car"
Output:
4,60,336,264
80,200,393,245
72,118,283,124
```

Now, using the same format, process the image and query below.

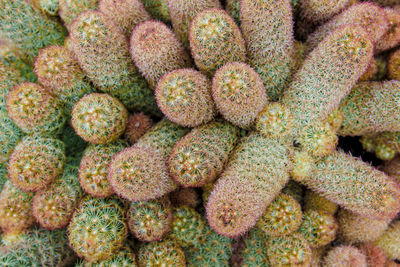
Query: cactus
291,150,315,183
375,220,400,260
71,93,128,145
241,227,270,267
155,69,216,127
124,113,153,145
79,140,127,198
142,0,170,22
0,61,25,112
80,246,137,267
298,210,338,248
58,0,98,28
32,0,59,16
34,45,96,114
8,136,65,192
0,114,23,164
281,25,373,134
294,150,400,220
240,0,295,100
211,62,268,129
206,133,292,237
167,0,222,48
339,81,400,136
298,0,355,24
6,82,66,135
389,48,400,81
137,240,186,266
69,11,159,115
358,242,387,267
256,193,303,237
305,3,388,53
62,124,87,157
0,0,66,62
303,190,338,215
381,156,400,184
0,163,7,192
188,8,246,77
108,119,188,201
0,180,34,234
282,180,304,203
170,188,200,208
67,196,128,262
226,0,240,26
32,159,84,230
98,0,150,38
376,8,400,54
323,245,367,267
130,21,191,90
127,196,172,242
266,233,312,267
168,120,239,187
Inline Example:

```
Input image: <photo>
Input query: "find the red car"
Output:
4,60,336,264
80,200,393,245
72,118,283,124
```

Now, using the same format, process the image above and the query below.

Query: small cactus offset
303,190,338,215
137,240,186,266
375,8,400,54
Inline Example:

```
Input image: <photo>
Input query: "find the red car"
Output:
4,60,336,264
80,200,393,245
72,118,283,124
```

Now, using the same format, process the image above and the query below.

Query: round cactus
67,197,128,262
71,93,128,145
155,69,216,127
375,220,400,260
290,150,314,183
323,245,367,267
303,190,338,215
6,82,66,135
130,20,191,89
211,62,268,129
127,196,172,242
188,8,246,77
241,227,270,267
58,0,99,28
0,113,23,164
389,49,400,81
0,180,34,234
32,0,59,15
298,210,339,248
81,246,137,267
8,136,65,192
376,8,400,53
137,240,186,266
79,140,127,198
256,193,303,237
358,242,387,267
124,113,153,145
168,120,239,187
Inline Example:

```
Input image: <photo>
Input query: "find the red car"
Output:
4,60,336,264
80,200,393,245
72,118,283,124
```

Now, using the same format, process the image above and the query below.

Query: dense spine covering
137,240,186,266
168,120,239,187
256,193,302,237
324,246,368,267
67,197,128,262
241,227,270,267
188,8,246,77
71,93,128,145
124,113,153,145
381,156,400,184
211,62,268,128
8,136,65,192
376,8,400,54
0,114,23,164
166,0,222,48
240,0,295,100
155,69,216,127
0,163,8,192
142,0,170,22
0,61,25,112
339,81,400,136
296,150,400,220
98,0,151,38
69,11,159,115
130,20,191,89
358,243,387,267
34,45,96,114
375,220,400,260
108,119,189,201
299,0,354,24
0,0,66,62
337,209,390,244
81,246,137,267
305,3,388,53
282,180,304,203
127,196,172,242
389,49,400,80
206,133,292,237
281,25,373,133
58,0,99,28
79,140,127,198
303,190,338,215
226,0,240,26
6,82,66,135
0,181,34,234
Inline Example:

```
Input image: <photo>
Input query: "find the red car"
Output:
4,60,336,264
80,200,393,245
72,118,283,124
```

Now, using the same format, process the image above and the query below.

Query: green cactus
168,120,240,187
225,0,240,26
8,136,65,192
155,69,216,127
241,227,270,267
323,245,367,267
188,8,246,77
0,163,8,192
137,240,186,267
62,124,87,157
375,220,400,260
0,61,25,112
142,0,170,22
32,0,60,16
0,113,24,164
80,246,137,267
58,0,98,28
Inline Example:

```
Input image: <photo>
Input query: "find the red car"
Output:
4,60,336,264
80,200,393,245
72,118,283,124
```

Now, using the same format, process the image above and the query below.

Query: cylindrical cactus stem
79,140,127,198
375,220,400,261
58,0,98,28
137,240,186,266
6,82,66,135
142,0,170,22
99,0,151,38
0,180,34,234
240,0,295,100
294,150,400,220
108,119,189,202
69,11,159,115
298,0,355,25
155,69,216,127
358,243,387,267
211,62,268,129
0,114,24,164
323,245,368,267
206,133,292,238
8,136,65,192
339,81,400,136
166,0,222,48
376,8,400,54
130,20,191,89
305,3,388,53
188,8,246,77
281,25,373,133
124,113,153,145
127,196,172,242
0,0,66,63
337,209,390,244
168,119,240,187
34,45,96,114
